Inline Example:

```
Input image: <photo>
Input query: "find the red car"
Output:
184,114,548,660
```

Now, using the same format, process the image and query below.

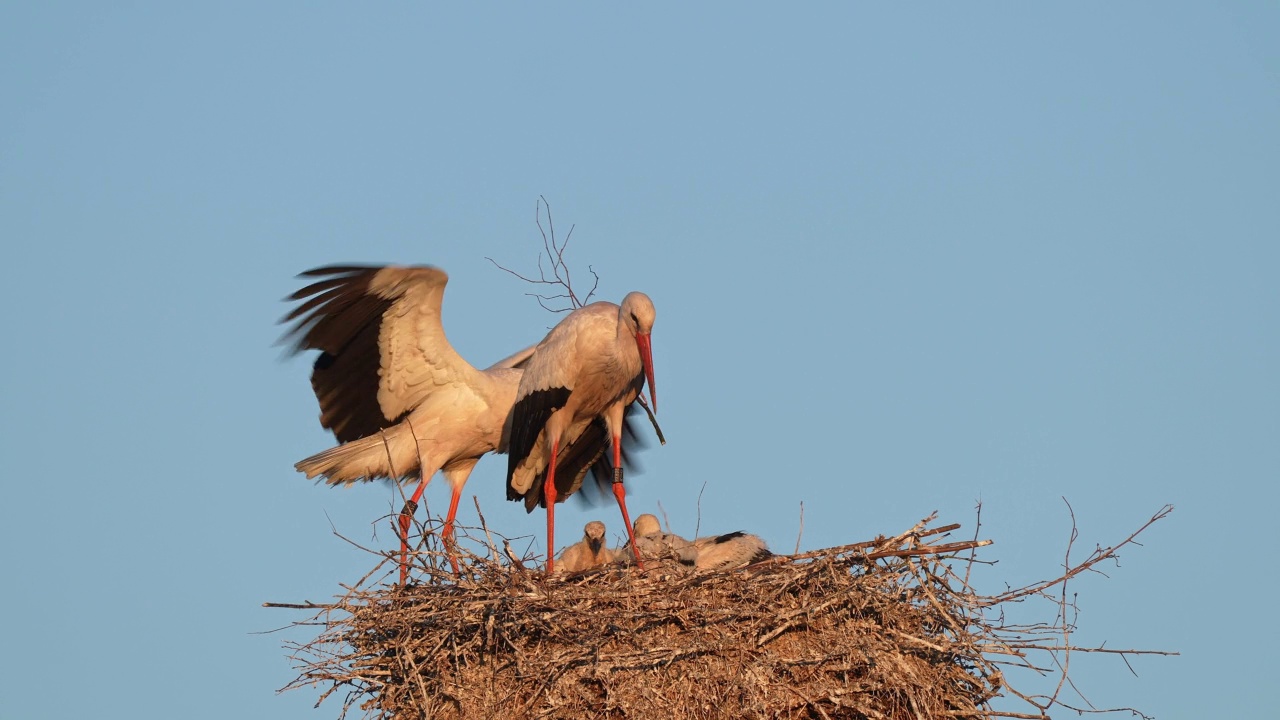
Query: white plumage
506,292,658,573
627,514,772,572
282,265,631,582
557,521,616,573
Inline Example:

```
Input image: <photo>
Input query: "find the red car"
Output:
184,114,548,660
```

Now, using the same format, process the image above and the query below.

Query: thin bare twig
488,197,666,445
965,499,984,588
693,482,707,539
794,502,805,555
473,495,500,564
486,196,600,314
1045,497,1081,712
985,504,1173,607
657,500,672,534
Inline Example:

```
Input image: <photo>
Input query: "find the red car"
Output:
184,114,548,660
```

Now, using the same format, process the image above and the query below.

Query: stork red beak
636,331,656,413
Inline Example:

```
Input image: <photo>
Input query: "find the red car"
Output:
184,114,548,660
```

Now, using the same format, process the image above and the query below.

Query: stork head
584,520,607,553
633,513,661,537
620,292,657,413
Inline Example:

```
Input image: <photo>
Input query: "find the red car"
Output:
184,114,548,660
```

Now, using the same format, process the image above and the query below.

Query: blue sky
2,3,1276,718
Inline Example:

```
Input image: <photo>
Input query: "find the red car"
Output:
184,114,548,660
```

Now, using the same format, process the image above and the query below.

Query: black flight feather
279,265,398,443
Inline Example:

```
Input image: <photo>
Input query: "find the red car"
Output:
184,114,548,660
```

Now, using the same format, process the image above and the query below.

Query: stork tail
295,423,420,485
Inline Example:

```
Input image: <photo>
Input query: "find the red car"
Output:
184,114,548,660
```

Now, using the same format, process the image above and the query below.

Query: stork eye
630,312,639,327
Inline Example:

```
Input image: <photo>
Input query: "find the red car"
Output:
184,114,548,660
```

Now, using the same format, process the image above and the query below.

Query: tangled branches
269,505,1174,719
486,196,599,313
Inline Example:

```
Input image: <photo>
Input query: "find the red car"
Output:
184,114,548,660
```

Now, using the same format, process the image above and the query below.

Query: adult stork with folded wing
506,292,658,573
280,265,630,583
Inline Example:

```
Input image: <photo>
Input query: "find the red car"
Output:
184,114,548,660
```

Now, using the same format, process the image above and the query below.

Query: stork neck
615,310,633,343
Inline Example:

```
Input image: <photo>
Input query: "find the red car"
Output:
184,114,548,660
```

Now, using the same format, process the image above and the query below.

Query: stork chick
557,521,616,573
627,513,771,571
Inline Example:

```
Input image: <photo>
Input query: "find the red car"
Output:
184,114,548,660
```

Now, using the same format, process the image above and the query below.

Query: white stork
556,520,616,573
281,265,632,583
629,514,772,571
690,530,772,571
506,292,658,573
630,513,697,564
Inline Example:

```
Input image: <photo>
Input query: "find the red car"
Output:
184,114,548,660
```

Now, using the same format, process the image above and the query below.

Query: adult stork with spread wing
281,264,631,583
506,292,658,572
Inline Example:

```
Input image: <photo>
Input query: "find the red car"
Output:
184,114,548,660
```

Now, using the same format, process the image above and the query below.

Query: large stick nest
274,507,1173,719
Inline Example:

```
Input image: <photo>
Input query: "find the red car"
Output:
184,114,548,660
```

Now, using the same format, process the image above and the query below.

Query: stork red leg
443,487,462,575
399,477,430,585
610,434,644,568
544,438,560,573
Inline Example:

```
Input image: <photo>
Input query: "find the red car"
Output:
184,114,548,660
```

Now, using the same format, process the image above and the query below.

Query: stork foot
398,499,419,585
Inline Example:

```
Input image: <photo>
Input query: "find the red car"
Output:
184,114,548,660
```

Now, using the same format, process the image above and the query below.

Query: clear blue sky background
2,3,1275,718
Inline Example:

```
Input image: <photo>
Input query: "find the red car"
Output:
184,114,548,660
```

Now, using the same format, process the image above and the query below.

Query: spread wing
485,344,538,371
279,264,486,443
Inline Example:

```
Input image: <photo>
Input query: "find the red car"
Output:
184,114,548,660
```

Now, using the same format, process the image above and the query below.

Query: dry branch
486,196,599,314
